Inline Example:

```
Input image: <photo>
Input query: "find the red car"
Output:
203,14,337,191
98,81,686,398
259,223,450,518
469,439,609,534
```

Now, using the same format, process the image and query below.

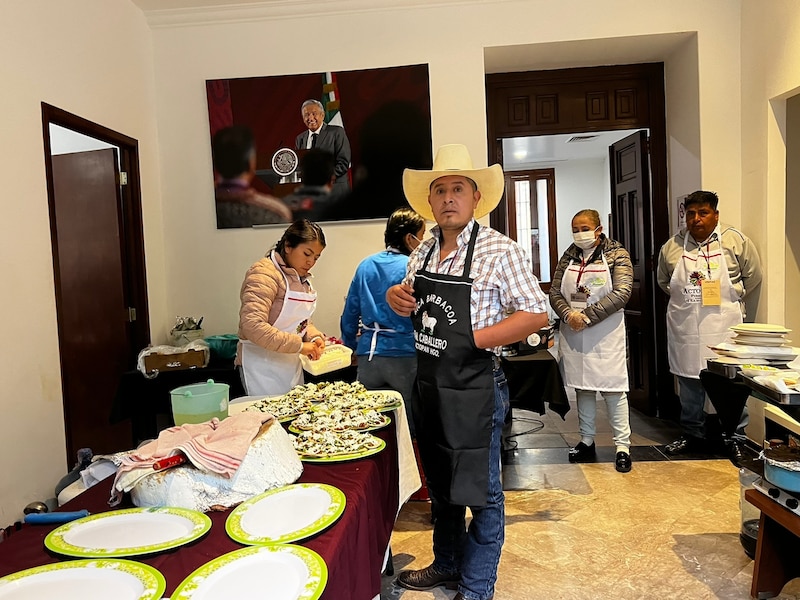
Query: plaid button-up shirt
403,220,548,351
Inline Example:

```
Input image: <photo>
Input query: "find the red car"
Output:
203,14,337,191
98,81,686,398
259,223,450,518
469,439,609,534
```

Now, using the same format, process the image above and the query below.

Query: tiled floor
381,391,800,600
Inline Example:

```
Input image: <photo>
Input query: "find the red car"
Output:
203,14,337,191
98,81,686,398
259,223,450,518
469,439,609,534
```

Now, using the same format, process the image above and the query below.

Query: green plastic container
170,379,229,426
205,334,239,361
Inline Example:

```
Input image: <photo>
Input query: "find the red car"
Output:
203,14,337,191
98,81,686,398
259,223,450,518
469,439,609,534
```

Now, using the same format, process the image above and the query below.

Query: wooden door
51,149,133,457
609,131,654,414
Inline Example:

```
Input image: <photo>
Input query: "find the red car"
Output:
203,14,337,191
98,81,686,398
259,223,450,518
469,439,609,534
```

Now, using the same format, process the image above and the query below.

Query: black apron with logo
411,224,495,507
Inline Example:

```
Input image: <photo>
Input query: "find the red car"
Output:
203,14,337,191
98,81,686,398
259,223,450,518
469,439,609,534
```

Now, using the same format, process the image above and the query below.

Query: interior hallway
382,398,800,600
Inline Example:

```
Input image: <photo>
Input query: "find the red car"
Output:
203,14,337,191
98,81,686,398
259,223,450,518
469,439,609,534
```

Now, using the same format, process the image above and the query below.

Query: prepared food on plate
314,391,400,413
244,395,311,420
284,380,367,401
292,429,382,457
290,408,389,432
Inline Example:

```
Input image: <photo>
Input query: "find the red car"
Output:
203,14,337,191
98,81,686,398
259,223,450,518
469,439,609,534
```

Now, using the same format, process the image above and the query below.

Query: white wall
740,0,800,324
0,0,164,524
150,0,747,344
739,0,800,439
547,159,610,256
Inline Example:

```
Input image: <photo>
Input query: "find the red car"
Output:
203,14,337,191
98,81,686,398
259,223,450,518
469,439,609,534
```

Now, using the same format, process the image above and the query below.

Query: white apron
666,226,742,379
241,253,317,396
558,252,628,392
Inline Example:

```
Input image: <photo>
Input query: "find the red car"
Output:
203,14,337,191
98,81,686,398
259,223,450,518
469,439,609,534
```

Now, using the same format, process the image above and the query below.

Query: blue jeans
677,376,707,439
430,367,509,600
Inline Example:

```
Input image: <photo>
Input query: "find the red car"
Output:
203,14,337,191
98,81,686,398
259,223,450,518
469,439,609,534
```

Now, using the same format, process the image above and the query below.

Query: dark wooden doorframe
486,63,674,418
41,104,151,460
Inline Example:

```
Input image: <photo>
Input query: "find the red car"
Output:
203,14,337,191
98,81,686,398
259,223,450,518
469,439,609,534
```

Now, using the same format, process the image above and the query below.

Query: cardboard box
142,348,208,374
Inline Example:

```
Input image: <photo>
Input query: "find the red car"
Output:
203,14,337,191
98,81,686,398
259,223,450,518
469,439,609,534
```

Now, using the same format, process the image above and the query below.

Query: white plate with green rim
171,544,327,600
0,558,166,600
45,507,212,558
226,483,346,545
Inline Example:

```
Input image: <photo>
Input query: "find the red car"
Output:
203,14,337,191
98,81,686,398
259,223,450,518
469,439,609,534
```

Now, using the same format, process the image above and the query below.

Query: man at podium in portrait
295,99,351,199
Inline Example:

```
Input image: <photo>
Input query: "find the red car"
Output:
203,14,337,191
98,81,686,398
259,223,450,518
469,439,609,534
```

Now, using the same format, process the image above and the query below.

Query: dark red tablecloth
0,422,399,600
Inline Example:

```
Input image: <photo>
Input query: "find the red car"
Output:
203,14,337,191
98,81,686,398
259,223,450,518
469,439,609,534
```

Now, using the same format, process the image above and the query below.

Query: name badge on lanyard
570,292,588,310
698,241,721,306
701,279,721,306
570,259,590,309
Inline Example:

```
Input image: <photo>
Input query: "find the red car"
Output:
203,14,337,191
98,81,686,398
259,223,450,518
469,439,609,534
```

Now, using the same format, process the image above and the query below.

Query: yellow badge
701,279,721,306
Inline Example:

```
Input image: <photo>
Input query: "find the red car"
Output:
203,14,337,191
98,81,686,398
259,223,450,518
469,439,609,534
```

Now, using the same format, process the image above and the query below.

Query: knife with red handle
153,454,187,471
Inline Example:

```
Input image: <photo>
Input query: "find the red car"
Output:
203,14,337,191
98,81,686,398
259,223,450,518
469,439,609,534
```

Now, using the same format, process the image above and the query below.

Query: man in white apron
657,191,762,457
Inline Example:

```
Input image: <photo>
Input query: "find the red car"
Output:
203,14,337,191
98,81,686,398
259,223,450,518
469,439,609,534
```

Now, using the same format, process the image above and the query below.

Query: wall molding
144,0,515,28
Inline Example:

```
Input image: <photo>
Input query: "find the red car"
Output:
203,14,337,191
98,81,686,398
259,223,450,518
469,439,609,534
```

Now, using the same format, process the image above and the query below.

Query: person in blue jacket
340,207,425,435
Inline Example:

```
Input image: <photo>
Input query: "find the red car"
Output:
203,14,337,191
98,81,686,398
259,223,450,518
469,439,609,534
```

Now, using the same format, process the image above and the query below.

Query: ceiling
130,0,315,10
502,130,640,171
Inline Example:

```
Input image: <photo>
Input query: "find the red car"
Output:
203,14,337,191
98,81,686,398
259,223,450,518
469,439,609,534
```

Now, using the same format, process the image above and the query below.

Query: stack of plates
730,323,792,347
708,323,798,362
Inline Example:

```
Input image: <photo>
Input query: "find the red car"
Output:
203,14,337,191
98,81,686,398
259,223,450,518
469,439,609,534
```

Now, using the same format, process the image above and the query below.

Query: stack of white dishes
709,323,796,362
730,323,792,347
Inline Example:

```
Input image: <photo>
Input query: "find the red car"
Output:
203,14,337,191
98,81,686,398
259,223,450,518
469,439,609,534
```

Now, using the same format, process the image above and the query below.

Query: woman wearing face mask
549,209,634,472
237,219,327,396
340,207,425,435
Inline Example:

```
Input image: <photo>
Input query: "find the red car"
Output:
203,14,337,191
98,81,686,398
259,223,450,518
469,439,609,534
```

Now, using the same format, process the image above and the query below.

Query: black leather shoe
615,451,632,473
396,564,460,591
568,441,596,463
727,440,745,467
454,594,493,600
664,436,705,456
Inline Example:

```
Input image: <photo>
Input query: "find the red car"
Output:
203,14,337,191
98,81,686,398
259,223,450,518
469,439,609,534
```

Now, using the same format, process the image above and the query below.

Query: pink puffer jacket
236,252,312,363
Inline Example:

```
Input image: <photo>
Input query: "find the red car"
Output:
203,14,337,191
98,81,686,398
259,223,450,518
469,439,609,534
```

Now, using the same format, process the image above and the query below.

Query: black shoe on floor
727,440,745,467
664,436,705,456
615,451,632,473
568,441,596,463
396,564,460,591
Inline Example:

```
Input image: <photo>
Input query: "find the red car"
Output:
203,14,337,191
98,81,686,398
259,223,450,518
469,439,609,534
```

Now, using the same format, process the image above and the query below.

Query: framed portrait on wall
206,64,432,228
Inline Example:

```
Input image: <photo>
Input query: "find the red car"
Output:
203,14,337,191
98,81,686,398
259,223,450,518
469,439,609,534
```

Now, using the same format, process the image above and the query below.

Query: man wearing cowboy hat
387,144,549,600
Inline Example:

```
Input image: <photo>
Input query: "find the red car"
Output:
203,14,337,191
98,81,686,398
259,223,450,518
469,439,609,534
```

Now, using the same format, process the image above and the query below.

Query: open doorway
42,104,150,461
486,63,673,418
500,130,637,285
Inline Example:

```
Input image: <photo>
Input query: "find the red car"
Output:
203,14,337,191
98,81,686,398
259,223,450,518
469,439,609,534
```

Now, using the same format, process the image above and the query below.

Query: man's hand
387,283,416,317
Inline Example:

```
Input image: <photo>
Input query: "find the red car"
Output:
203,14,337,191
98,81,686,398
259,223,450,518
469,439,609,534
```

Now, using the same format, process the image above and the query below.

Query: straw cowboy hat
402,144,504,222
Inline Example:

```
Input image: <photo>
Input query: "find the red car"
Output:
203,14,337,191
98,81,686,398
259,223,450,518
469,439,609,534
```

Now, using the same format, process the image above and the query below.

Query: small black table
501,350,570,419
699,369,751,440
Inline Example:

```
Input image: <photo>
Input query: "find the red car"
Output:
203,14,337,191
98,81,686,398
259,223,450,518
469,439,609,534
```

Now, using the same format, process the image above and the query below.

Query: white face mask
572,227,599,249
